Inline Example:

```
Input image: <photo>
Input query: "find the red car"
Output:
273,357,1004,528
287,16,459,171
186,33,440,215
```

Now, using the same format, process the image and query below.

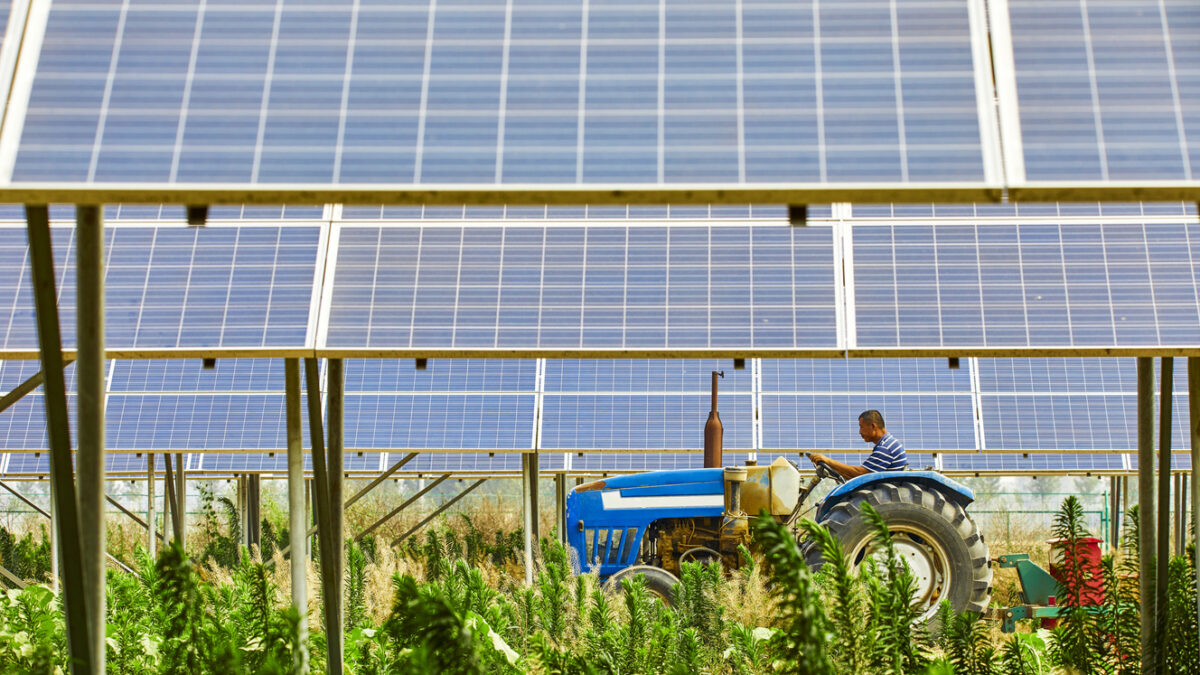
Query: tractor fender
815,471,974,522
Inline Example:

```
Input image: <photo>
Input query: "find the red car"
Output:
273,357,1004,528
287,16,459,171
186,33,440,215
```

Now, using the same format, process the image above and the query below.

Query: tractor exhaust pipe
704,371,725,468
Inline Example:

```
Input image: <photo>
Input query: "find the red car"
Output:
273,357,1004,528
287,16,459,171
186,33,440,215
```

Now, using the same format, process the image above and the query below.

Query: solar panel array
12,0,995,186
0,353,1184,478
0,2,1197,481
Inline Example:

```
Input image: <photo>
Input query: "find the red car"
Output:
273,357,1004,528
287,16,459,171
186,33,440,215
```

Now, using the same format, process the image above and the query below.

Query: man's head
858,410,886,443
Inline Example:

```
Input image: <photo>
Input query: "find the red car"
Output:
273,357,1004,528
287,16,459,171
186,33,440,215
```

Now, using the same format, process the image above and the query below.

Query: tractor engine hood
573,456,801,517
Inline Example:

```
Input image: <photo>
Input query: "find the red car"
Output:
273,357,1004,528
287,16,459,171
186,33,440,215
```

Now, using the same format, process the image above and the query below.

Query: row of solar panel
2,220,1200,351
0,357,1191,452
1,449,1185,478
7,0,1198,186
1,202,1193,222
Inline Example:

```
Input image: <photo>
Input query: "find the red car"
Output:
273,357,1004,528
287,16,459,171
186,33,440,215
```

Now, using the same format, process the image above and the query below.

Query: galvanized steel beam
1137,357,1156,675
393,479,488,545
75,204,106,675
1157,358,1172,664
284,358,308,673
356,474,450,541
25,203,91,673
326,358,344,665
304,358,342,675
1189,356,1200,657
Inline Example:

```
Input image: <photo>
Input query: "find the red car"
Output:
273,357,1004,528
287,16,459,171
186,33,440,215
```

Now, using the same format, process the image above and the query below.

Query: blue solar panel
762,358,972,393
1007,0,1200,181
106,394,299,450
761,393,975,451
344,358,536,393
13,0,991,185
545,359,752,393
853,222,1200,347
339,204,818,221
110,359,286,392
851,203,1200,219
942,453,1127,473
343,394,535,450
325,224,837,350
541,394,753,450
0,225,319,352
566,452,754,473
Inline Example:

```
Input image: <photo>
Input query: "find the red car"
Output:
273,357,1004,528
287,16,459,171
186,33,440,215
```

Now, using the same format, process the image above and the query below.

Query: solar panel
545,359,752,393
344,394,535,450
852,221,1200,348
762,358,972,393
1006,0,1200,181
541,393,753,450
977,357,1192,451
941,453,1127,473
324,223,837,350
110,358,286,392
0,225,319,352
761,393,975,451
12,0,996,187
344,358,536,392
565,452,754,473
106,394,296,451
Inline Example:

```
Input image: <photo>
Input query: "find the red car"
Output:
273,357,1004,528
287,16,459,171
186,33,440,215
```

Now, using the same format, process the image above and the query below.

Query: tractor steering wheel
808,454,846,485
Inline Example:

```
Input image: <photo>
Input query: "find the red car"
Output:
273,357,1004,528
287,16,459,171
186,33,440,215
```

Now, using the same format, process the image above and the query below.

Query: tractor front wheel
602,565,680,606
805,481,991,622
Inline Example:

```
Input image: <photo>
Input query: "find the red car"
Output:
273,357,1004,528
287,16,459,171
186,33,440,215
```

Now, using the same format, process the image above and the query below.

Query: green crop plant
1047,495,1103,673
751,511,834,675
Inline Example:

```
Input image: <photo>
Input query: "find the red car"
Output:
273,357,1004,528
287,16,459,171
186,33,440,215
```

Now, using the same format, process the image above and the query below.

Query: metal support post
1109,476,1120,550
26,204,91,672
240,473,249,547
327,359,344,654
270,453,422,563
76,205,106,674
1136,356,1156,675
555,474,567,543
522,453,539,585
1176,473,1184,556
284,358,307,673
394,479,488,545
247,475,261,551
304,358,342,674
1189,357,1200,655
147,455,156,558
175,454,187,551
162,453,179,542
1157,357,1171,662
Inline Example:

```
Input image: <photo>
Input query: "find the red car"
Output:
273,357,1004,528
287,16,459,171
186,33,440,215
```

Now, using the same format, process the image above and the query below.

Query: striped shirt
862,432,907,472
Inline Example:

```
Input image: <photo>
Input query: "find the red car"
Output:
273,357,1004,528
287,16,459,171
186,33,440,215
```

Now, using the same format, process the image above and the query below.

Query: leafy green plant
752,511,833,675
1047,495,1102,674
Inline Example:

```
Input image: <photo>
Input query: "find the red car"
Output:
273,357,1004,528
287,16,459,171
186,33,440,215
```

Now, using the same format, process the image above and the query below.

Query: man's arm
807,453,870,480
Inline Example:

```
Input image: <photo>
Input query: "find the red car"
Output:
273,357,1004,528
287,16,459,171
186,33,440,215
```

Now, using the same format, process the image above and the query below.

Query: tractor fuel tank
732,456,801,517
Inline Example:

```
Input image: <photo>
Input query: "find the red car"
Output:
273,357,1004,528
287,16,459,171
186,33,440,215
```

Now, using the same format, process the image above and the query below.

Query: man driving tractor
807,409,907,479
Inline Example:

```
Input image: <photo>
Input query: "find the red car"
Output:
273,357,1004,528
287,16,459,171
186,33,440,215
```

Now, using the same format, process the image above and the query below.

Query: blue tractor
565,455,992,620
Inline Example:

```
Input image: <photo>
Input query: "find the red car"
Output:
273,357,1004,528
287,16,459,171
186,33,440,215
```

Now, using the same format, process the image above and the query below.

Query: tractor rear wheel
602,565,680,606
805,481,991,622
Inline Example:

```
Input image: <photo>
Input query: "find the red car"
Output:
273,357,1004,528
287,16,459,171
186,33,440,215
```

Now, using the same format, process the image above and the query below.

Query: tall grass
0,492,1192,673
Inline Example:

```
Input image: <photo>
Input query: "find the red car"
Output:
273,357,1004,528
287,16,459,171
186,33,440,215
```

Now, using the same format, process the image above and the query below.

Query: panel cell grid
0,226,319,351
326,224,837,350
14,0,990,185
853,222,1200,348
1008,0,1200,181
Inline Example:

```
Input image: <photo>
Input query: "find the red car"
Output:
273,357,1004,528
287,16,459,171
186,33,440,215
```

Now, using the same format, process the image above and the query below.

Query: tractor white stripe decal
600,492,724,510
